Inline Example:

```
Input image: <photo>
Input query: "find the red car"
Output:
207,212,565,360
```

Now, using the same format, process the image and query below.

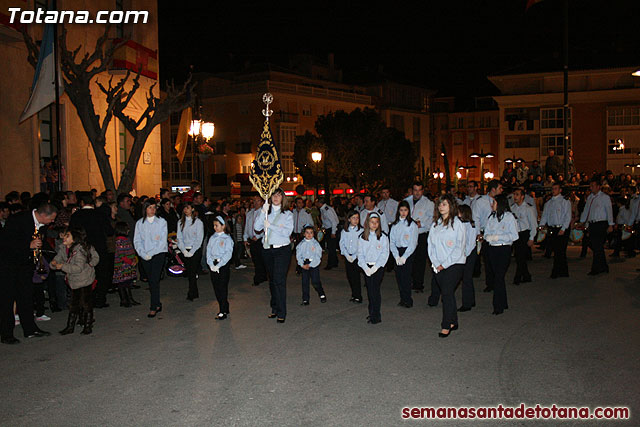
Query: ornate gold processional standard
249,93,285,201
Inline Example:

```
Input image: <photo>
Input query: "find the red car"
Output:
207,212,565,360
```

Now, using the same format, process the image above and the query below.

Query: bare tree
21,24,193,193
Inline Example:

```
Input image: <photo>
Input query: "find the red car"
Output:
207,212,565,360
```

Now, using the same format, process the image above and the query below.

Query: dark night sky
158,0,639,96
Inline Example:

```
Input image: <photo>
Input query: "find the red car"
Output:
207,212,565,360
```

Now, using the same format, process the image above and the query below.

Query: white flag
19,23,64,123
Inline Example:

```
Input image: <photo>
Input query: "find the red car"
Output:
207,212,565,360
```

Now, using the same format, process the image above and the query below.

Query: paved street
1,247,639,426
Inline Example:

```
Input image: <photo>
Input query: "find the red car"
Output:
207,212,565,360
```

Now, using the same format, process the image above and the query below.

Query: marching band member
177,202,205,301
390,200,418,308
357,212,389,324
510,188,537,284
457,204,478,312
316,198,340,270
539,183,571,278
377,186,399,228
292,197,314,274
404,181,435,293
427,194,466,337
340,210,363,303
295,225,327,305
580,178,614,275
612,196,634,258
255,188,294,323
460,180,481,207
472,179,502,292
483,194,518,315
206,216,234,320
360,194,389,234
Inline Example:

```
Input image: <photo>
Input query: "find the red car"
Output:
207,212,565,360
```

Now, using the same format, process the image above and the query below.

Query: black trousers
183,248,202,299
364,266,384,322
0,266,38,339
487,245,511,312
482,241,495,290
231,242,243,267
472,247,482,277
325,234,338,268
427,272,440,306
411,233,428,290
262,245,291,319
69,286,92,315
249,239,268,285
395,250,414,306
301,266,324,301
513,230,532,283
547,227,569,277
141,253,165,310
434,264,464,329
345,258,362,300
588,221,609,274
461,251,477,308
33,281,46,316
93,251,110,305
210,263,231,313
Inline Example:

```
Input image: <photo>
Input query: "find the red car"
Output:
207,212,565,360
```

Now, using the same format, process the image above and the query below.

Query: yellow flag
174,107,192,164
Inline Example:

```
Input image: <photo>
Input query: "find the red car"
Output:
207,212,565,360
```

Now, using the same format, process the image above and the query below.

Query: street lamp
632,69,640,77
311,151,322,200
469,149,494,192
188,119,215,195
484,171,494,180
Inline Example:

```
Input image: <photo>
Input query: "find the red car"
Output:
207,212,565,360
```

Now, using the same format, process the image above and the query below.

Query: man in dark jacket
545,149,563,180
0,202,57,344
70,192,113,308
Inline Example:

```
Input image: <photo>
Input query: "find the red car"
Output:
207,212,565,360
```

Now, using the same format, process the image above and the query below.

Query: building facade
490,67,640,176
0,0,162,197
161,58,433,197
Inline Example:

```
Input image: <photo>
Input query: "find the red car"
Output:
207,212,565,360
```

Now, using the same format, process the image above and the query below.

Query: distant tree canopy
293,108,415,196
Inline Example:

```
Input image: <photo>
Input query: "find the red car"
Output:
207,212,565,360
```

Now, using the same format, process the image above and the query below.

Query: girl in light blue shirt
340,210,362,303
177,202,204,301
357,212,389,324
390,200,418,308
206,215,234,320
295,225,326,305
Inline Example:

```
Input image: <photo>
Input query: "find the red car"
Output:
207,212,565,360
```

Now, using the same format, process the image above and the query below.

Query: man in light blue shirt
511,188,537,284
579,178,614,275
539,183,571,278
471,179,502,292
316,199,339,269
404,181,435,292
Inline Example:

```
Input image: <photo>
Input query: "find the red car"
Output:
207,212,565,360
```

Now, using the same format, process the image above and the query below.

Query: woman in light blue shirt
390,200,418,308
133,201,168,318
206,216,234,320
428,194,466,338
254,188,294,323
357,212,389,324
340,210,362,303
177,202,204,301
295,225,326,305
484,194,519,315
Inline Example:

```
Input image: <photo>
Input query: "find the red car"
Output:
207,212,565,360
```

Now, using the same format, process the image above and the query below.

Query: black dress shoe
367,318,381,324
1,337,20,344
458,306,472,312
353,298,362,303
276,318,285,323
24,329,50,338
301,301,309,306
320,295,327,303
350,297,356,302
268,313,277,319
215,312,227,320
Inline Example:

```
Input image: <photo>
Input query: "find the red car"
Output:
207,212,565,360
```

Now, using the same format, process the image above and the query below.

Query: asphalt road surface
1,247,638,426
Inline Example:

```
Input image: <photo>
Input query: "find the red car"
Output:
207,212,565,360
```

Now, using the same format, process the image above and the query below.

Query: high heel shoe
450,324,458,331
267,313,277,319
438,329,451,338
147,306,162,318
276,318,285,323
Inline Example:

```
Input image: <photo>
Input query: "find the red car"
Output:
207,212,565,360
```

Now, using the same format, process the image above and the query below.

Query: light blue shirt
580,191,614,226
460,194,480,207
296,238,322,268
472,195,494,231
404,195,434,234
244,208,261,240
293,208,314,234
319,204,339,235
616,206,633,226
206,232,234,268
133,216,168,260
630,196,640,223
357,233,389,269
461,221,479,257
428,216,466,270
339,225,361,257
176,217,204,257
511,201,538,240
540,195,572,231
254,205,294,248
389,218,418,259
484,212,519,246
377,198,398,224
